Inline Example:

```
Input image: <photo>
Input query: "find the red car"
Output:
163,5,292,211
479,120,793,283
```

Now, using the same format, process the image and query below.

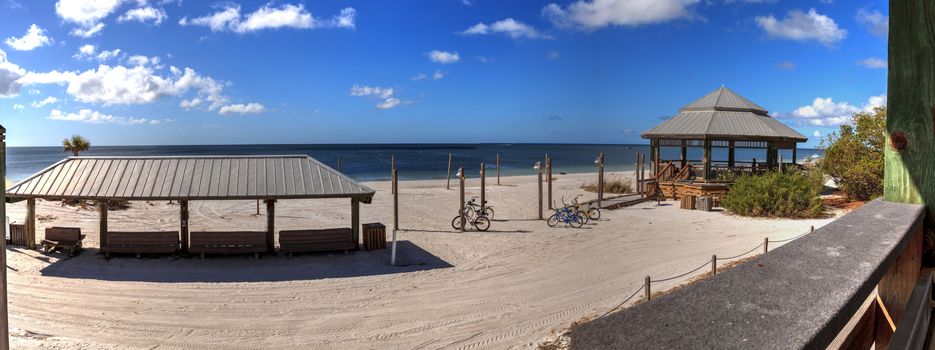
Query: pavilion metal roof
641,87,807,142
5,155,375,202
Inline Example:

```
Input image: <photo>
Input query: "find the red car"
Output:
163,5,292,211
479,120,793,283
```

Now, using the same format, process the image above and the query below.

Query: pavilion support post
546,155,552,210
728,141,735,171
680,140,687,169
180,200,189,255
649,142,657,177
351,198,360,249
885,0,935,214
792,147,797,165
0,125,8,350
765,143,775,171
480,163,486,213
265,199,275,253
98,201,107,252
25,198,36,250
702,140,711,181
446,153,452,190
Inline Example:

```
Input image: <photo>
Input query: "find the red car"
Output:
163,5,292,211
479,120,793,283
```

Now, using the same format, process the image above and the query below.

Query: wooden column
26,198,36,250
480,163,486,213
702,140,711,181
446,153,452,190
546,156,552,210
458,167,465,232
598,153,605,206
649,142,656,177
351,198,360,249
792,147,797,165
180,200,189,254
728,141,735,171
98,201,107,251
391,155,396,195
537,163,543,219
393,169,398,231
265,199,275,253
680,140,687,169
496,154,500,185
0,124,8,350
765,143,775,171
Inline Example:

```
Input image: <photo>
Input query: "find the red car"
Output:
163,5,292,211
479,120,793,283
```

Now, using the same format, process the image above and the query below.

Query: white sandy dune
2,172,841,349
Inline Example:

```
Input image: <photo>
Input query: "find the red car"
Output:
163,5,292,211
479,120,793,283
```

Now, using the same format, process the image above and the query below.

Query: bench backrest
45,227,81,242
107,231,179,245
280,228,352,243
190,231,266,246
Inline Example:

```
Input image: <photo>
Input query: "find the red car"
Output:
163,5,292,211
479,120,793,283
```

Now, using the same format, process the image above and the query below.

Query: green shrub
820,107,885,201
721,171,823,218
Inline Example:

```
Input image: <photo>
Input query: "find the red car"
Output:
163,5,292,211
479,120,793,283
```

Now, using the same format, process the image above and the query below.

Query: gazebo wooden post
765,142,775,171
728,141,736,171
792,146,797,165
180,200,189,255
25,198,36,250
702,140,711,181
98,201,108,252
351,198,360,249
649,140,657,176
680,140,687,169
265,199,275,253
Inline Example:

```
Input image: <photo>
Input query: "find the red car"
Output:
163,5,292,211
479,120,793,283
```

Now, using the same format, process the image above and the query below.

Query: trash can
696,196,713,212
362,223,386,251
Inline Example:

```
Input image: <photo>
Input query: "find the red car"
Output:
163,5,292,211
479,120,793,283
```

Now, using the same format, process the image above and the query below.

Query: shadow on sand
37,240,452,283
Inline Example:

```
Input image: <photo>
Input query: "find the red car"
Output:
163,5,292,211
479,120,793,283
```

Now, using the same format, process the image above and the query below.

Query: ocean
5,144,824,183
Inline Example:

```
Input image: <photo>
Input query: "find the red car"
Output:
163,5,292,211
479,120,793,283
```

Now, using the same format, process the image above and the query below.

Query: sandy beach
2,171,842,349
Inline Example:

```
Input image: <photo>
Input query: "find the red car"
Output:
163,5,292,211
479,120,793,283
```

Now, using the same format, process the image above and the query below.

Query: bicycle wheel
483,207,495,220
547,214,560,227
588,208,601,220
451,216,464,230
571,215,585,228
474,216,490,232
577,209,589,225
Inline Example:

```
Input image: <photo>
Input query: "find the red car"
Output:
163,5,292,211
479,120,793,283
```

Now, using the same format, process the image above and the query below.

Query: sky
0,0,888,147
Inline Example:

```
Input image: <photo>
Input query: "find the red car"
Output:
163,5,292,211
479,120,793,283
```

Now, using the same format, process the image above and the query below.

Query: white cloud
411,73,428,81
427,50,459,64
73,44,96,59
857,57,886,69
118,6,167,25
219,102,266,115
49,108,164,125
180,4,356,33
55,0,123,37
70,23,105,38
127,55,159,67
461,18,550,39
812,130,821,138
432,69,445,80
856,8,887,38
350,84,406,109
5,24,53,51
12,103,24,111
96,48,122,62
31,96,59,108
781,94,886,127
543,0,699,30
755,8,846,47
27,89,40,95
0,49,26,97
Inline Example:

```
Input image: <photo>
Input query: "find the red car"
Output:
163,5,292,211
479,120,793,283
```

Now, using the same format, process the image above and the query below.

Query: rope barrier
598,226,815,320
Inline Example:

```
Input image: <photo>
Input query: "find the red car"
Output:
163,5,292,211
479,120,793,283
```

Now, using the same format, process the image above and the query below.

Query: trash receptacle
696,196,713,212
362,223,386,251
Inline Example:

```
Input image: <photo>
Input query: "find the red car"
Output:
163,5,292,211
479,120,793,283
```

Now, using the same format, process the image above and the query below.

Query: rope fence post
644,276,651,301
711,255,717,276
763,237,769,254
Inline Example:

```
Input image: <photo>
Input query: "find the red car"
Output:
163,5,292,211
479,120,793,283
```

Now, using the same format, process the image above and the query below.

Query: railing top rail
571,199,925,349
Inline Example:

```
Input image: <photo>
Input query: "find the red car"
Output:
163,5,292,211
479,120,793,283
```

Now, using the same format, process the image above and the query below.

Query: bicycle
571,195,601,222
464,196,494,220
547,197,585,228
451,202,491,231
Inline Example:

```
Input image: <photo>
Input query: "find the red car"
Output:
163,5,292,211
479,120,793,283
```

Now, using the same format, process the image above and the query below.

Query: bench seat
41,227,85,256
104,231,179,256
190,231,267,258
279,228,355,254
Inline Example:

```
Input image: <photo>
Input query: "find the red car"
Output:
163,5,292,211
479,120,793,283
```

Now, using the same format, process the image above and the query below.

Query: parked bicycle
451,198,491,231
464,196,494,220
571,195,601,222
547,197,586,228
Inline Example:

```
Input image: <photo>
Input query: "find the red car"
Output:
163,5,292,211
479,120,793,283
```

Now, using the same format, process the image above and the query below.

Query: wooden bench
104,231,179,258
189,231,267,259
41,227,85,256
279,228,355,256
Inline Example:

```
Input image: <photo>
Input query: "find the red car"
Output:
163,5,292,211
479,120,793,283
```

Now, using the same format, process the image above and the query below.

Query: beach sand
2,172,842,349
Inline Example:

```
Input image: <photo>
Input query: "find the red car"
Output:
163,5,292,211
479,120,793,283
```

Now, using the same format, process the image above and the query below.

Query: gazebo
5,155,375,255
641,86,808,181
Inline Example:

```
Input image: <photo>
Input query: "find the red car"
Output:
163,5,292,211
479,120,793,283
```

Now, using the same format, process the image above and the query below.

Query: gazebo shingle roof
641,86,807,142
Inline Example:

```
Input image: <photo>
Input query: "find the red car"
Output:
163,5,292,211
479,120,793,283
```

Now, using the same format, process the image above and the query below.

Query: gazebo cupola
641,86,808,180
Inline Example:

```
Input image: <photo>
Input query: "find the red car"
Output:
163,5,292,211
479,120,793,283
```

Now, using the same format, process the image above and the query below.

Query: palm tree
62,135,91,156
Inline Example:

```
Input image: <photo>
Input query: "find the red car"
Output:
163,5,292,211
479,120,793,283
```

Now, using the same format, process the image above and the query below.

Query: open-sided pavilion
641,86,808,181
4,155,375,254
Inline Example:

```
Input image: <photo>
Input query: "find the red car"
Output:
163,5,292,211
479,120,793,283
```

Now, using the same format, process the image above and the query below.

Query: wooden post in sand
446,153,452,190
265,199,275,253
458,167,466,232
25,198,35,250
546,155,553,210
763,237,769,254
645,276,651,300
635,152,640,195
536,162,543,220
351,198,360,249
391,155,396,195
98,201,107,252
393,169,399,231
0,125,8,350
180,200,189,255
711,255,717,276
496,154,501,185
597,153,605,207
480,163,486,214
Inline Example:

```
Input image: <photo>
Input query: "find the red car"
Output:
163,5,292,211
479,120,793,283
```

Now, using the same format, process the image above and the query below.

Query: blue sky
0,0,887,147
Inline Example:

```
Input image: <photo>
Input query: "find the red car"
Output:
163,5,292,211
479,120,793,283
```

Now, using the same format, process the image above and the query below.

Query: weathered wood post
26,198,35,250
634,152,640,195
480,162,486,214
645,276,651,301
265,199,275,253
763,237,769,254
597,153,605,207
391,155,396,195
711,255,717,276
639,152,644,196
393,169,399,231
351,198,360,249
702,140,711,181
446,153,452,190
536,162,543,219
728,141,736,171
458,167,465,232
98,201,107,252
546,155,552,210
496,153,501,185
0,124,8,350
180,200,189,254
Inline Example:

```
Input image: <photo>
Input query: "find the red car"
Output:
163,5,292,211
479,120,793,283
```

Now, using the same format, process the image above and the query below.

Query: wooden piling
480,163,486,214
496,154,500,185
597,153,605,207
546,155,552,210
26,198,35,250
393,169,399,231
537,163,543,220
711,255,717,276
764,237,769,254
391,155,396,195
459,167,466,232
645,276,651,300
446,153,452,190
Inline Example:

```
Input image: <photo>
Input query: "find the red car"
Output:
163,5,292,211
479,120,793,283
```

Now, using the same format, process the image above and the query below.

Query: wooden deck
586,194,648,210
